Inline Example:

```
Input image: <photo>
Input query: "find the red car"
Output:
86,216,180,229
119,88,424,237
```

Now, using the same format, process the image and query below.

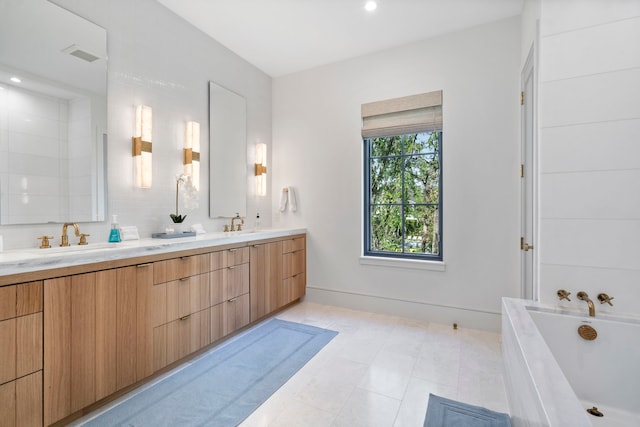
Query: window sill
359,256,446,272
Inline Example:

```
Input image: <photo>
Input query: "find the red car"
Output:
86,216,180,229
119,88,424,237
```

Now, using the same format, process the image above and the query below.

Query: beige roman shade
361,90,442,138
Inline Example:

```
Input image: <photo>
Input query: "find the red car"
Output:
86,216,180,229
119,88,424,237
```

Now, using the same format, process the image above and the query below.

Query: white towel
279,187,288,212
288,187,297,212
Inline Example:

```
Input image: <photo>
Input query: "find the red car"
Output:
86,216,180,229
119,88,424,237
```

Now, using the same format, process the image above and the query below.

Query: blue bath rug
82,318,338,427
424,394,512,427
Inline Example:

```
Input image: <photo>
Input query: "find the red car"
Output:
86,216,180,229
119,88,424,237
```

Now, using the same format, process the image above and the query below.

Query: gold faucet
577,291,595,317
230,213,244,232
61,222,80,247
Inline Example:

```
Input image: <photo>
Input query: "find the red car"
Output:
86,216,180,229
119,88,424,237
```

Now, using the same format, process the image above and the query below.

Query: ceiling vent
61,44,101,63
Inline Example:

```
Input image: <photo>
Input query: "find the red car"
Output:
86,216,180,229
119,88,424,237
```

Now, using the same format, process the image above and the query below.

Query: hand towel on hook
279,187,288,212
288,187,297,212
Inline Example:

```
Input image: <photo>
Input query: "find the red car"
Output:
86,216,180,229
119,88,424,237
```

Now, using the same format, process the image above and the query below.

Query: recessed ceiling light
10,77,21,83
365,1,377,12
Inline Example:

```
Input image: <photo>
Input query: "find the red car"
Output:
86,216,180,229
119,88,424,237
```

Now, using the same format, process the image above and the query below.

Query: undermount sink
26,242,119,254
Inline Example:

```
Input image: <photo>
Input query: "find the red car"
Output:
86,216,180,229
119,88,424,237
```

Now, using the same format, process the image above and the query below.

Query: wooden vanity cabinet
249,241,282,321
216,247,250,336
152,253,211,372
1,232,305,426
43,264,153,426
280,236,306,307
0,281,43,427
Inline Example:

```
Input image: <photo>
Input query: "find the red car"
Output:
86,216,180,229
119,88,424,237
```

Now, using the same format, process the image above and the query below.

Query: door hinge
520,164,524,177
520,91,524,105
521,237,534,251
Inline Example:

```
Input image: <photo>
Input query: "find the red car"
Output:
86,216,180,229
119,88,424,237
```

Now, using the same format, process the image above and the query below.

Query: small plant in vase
170,174,198,231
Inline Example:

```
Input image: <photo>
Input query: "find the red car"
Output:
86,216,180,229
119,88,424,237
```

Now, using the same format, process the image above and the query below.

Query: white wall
0,0,272,249
538,0,640,317
273,17,522,331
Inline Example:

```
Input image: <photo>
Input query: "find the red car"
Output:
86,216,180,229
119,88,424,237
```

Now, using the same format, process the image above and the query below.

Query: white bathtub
501,298,640,427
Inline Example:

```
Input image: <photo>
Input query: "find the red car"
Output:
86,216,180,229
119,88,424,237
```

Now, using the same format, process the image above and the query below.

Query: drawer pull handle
180,277,189,281
137,263,152,268
180,256,189,260
179,314,191,321
228,249,237,253
227,266,236,270
228,297,238,303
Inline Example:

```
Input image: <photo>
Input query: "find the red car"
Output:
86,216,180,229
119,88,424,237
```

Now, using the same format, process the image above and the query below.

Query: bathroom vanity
0,229,306,426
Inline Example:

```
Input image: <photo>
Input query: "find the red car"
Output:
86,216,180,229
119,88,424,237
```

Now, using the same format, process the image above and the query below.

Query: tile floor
240,301,509,427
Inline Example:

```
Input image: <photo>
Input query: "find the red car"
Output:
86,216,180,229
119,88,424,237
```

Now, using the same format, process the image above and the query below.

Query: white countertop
0,228,306,277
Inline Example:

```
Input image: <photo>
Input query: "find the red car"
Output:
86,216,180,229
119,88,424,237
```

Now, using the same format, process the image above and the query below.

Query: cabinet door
44,277,72,426
44,265,154,425
249,241,282,321
95,270,117,401
116,264,153,390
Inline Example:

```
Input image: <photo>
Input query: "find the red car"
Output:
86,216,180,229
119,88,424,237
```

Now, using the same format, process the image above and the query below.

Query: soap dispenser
108,215,121,243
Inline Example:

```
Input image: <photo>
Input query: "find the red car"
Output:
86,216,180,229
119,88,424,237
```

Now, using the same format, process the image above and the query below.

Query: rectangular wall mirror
0,0,108,225
209,81,247,218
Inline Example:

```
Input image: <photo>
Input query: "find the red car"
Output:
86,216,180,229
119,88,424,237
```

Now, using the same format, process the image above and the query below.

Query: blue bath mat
424,394,512,427
82,319,337,427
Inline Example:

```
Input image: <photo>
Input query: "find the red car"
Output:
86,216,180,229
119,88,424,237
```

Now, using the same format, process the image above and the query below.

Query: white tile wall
541,0,640,36
540,68,640,127
540,119,640,173
539,0,640,318
541,170,640,219
0,0,272,249
541,17,640,81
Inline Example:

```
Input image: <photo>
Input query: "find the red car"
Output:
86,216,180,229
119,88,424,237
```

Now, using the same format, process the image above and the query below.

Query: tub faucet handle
557,289,571,301
597,293,614,306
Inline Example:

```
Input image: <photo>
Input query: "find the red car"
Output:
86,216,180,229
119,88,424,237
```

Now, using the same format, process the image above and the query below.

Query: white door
521,48,536,300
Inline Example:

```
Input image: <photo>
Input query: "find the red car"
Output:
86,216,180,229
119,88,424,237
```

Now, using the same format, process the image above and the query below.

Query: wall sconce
255,142,267,196
132,105,152,188
184,120,200,191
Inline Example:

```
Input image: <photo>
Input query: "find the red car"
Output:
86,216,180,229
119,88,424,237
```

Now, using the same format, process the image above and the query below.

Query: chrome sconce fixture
255,142,267,196
184,120,200,191
132,105,153,188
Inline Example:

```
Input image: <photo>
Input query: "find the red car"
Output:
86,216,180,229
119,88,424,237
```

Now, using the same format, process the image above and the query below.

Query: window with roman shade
362,90,443,260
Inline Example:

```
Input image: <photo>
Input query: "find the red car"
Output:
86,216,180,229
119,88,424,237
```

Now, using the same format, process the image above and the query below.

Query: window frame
363,131,443,261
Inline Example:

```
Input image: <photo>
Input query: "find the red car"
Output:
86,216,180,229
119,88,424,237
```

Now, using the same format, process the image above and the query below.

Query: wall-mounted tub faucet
577,291,595,317
597,293,614,306
557,289,571,301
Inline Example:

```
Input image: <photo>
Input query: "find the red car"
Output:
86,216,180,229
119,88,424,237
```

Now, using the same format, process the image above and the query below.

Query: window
361,91,443,261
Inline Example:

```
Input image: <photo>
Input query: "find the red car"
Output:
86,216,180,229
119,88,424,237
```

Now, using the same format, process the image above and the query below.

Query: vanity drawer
282,236,305,254
0,281,43,321
0,312,43,385
0,370,42,427
152,273,210,327
283,249,305,278
210,247,249,270
153,254,209,284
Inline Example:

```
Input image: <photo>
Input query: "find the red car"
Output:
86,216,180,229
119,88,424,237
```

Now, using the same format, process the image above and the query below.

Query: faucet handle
223,224,229,232
79,233,90,245
38,235,54,249
557,289,571,301
597,293,614,306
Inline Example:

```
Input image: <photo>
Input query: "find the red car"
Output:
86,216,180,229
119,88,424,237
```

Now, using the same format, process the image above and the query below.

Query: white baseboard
304,286,502,332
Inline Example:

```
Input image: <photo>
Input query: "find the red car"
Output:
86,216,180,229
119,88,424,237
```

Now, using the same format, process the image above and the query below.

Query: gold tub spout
577,291,595,317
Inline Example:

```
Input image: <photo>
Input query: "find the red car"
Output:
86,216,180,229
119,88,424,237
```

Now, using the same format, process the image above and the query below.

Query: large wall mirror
0,0,107,225
209,81,247,218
